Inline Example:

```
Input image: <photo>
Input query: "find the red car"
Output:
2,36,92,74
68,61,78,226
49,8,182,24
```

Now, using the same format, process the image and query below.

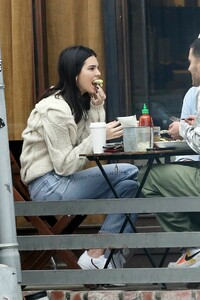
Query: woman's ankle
87,249,104,258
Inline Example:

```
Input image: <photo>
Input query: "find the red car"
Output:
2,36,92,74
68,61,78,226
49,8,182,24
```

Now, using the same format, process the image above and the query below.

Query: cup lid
89,122,106,128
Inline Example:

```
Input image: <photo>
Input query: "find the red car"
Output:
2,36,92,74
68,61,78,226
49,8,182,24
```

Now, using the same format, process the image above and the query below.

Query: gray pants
141,162,200,232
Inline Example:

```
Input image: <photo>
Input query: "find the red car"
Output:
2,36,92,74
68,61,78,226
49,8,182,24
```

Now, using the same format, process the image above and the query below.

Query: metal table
81,148,196,198
80,148,196,269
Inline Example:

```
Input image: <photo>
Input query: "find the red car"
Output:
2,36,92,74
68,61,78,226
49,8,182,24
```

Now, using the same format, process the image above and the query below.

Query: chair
10,140,86,270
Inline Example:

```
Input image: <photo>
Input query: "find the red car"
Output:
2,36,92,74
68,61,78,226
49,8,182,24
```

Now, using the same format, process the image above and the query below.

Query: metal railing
15,197,200,287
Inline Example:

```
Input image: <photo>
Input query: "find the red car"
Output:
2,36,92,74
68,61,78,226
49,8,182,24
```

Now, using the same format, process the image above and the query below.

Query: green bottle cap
142,103,149,114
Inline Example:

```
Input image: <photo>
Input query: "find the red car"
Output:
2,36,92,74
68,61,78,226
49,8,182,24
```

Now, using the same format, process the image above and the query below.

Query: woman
20,45,139,269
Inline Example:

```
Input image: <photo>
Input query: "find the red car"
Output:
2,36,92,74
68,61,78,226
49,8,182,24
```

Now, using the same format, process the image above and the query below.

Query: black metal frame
102,0,131,121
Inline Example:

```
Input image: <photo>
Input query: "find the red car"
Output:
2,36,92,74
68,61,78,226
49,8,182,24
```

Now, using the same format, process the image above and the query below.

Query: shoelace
90,259,99,269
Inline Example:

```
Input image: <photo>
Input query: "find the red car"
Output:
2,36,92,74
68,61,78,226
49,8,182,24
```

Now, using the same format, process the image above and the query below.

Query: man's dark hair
190,38,200,58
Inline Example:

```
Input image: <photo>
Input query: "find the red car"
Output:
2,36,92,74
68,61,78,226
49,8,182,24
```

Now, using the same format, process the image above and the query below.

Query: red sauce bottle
139,104,153,126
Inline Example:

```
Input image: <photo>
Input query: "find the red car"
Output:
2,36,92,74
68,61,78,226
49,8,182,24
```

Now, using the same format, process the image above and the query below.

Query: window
103,0,200,128
128,0,200,128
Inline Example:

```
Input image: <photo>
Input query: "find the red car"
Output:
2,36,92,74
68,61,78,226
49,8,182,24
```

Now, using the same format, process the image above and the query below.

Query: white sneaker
78,251,127,287
168,248,200,268
78,250,112,269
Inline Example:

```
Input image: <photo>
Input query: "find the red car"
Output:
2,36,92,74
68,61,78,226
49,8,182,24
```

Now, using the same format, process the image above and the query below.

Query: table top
80,148,196,161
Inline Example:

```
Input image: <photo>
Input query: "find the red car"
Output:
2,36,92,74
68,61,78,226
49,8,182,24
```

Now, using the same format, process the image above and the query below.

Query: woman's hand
91,86,106,106
106,120,123,140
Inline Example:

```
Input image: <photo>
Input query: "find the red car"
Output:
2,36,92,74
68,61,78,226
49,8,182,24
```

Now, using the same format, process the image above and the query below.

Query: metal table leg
94,157,157,268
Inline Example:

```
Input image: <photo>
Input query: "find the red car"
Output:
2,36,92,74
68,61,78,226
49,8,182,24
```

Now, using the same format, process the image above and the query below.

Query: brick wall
23,289,200,300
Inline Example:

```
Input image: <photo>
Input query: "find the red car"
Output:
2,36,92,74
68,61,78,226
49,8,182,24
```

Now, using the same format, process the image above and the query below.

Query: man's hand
184,114,196,125
168,121,182,140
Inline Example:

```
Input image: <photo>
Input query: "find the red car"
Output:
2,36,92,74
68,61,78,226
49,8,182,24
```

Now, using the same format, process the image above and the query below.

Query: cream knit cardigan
20,94,105,184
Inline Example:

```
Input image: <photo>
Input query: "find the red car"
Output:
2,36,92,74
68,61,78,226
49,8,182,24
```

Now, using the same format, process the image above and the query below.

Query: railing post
0,50,23,298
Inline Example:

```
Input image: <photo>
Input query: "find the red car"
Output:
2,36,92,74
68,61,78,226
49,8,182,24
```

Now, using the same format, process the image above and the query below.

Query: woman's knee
120,163,139,179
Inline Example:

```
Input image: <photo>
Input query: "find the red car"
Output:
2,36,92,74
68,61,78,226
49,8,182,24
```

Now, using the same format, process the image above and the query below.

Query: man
142,37,200,268
175,86,200,162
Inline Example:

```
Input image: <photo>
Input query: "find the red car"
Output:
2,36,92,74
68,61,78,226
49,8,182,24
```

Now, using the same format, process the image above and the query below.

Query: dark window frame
32,0,49,101
103,0,132,121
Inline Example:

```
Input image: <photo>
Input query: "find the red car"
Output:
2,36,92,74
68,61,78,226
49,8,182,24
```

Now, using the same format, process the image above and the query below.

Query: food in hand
92,79,103,87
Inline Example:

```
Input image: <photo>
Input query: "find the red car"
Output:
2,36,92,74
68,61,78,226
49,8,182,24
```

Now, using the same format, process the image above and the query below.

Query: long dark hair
39,45,97,124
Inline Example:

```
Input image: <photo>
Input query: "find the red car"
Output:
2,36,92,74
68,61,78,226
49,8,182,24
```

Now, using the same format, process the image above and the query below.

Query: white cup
89,122,106,153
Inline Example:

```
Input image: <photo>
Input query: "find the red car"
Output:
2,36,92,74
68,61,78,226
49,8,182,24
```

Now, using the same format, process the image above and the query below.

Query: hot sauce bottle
139,103,153,127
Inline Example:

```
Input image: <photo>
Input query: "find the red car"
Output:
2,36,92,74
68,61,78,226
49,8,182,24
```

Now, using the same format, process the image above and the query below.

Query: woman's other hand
106,120,123,140
91,86,106,106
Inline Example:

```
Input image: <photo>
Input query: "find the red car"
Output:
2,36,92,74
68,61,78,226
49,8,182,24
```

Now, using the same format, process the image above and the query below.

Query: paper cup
89,122,106,153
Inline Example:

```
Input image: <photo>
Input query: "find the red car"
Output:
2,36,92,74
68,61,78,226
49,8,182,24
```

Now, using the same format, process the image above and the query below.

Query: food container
123,126,151,152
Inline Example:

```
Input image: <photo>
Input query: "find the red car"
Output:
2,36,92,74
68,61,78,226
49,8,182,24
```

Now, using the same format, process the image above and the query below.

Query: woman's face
76,56,101,95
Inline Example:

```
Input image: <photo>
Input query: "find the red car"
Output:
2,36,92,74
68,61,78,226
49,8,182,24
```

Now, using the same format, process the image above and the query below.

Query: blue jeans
28,163,139,233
